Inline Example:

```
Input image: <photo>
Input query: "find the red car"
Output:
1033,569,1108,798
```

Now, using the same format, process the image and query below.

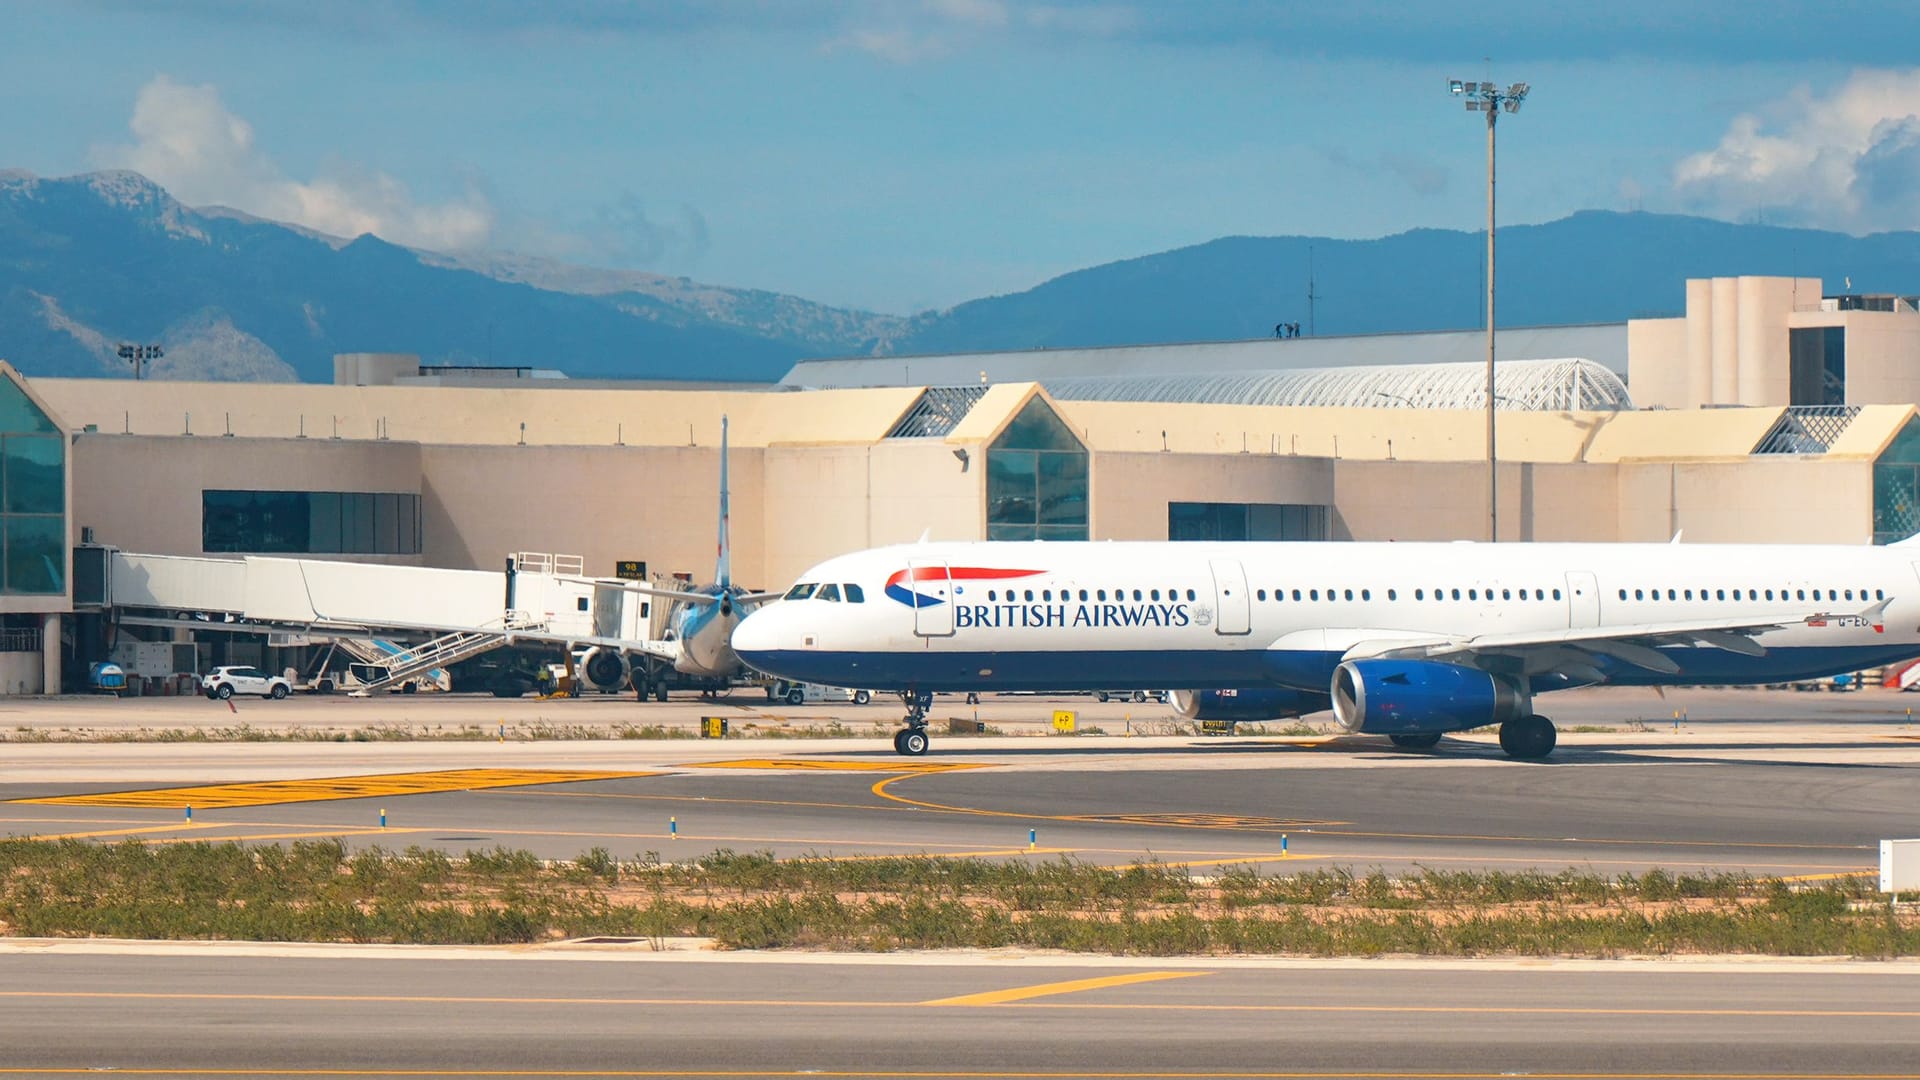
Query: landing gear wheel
1389,732,1441,749
655,682,669,703
1498,714,1557,760
898,728,930,756
892,729,908,753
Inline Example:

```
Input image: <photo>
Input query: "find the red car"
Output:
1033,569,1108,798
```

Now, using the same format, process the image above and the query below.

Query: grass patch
0,841,1912,957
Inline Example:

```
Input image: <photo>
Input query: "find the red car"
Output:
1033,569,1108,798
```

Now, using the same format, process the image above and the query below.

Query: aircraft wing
1343,599,1892,678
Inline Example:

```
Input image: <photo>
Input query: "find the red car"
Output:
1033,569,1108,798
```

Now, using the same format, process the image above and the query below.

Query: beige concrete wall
1091,453,1333,541
1330,461,1617,543
1615,459,1872,544
1828,311,1920,407
759,440,982,585
417,443,772,588
1626,315,1689,410
71,434,425,562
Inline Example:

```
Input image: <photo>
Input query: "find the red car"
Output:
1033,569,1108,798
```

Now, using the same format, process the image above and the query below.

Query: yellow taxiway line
921,971,1210,1006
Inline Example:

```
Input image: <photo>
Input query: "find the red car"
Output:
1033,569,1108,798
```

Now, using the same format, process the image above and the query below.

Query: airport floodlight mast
1447,76,1528,542
117,343,163,381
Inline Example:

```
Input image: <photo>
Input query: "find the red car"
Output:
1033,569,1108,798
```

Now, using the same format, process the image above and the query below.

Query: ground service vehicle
202,666,293,700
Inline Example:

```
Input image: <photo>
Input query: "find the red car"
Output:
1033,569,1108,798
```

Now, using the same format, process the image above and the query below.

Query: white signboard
1880,839,1920,893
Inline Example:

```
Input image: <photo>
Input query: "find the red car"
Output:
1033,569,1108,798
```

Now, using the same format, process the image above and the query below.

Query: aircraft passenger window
1717,589,1726,600
1765,589,1774,600
1345,589,1354,601
1552,589,1561,600
817,584,841,602
1387,589,1396,600
1468,589,1478,601
1684,590,1692,601
1502,589,1511,600
1151,589,1161,601
987,590,997,601
1096,589,1106,601
1451,588,1461,600
1666,589,1676,600
1024,590,1034,601
1133,590,1143,601
1257,589,1267,601
784,583,817,600
1878,589,1886,600
1310,589,1320,601
1749,589,1758,600
845,584,865,603
1795,589,1804,600
1292,589,1302,601
1619,589,1627,600
1846,589,1855,600
1359,589,1369,601
1634,589,1642,600
1187,589,1197,601
1043,590,1053,601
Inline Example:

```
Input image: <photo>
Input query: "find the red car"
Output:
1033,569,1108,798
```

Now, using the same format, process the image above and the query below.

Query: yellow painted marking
14,770,655,809
25,822,221,842
869,773,1875,857
6,989,1920,1021
922,971,1209,1007
1777,869,1877,882
687,759,983,773
1079,813,1343,829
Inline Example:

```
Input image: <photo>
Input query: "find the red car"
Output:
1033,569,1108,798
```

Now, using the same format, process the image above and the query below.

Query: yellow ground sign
688,759,982,773
16,769,655,809
1052,709,1077,732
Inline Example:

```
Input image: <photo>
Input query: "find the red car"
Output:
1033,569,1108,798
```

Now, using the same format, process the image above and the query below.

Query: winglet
1862,595,1893,634
1670,529,1683,544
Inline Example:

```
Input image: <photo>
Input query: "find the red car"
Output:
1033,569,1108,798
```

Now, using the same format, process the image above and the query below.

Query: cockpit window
783,583,817,600
817,583,842,602
844,584,865,603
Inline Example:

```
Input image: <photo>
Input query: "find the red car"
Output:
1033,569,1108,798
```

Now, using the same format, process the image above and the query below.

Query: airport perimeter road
2,945,1919,1078
4,715,1917,874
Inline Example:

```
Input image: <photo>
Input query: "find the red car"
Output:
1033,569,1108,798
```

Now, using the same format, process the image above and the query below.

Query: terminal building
3,274,1920,694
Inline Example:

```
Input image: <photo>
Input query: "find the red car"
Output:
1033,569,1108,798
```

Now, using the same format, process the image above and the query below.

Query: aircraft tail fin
715,415,732,590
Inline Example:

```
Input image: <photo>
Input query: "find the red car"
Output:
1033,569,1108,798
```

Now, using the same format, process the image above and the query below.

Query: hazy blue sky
8,1,1920,313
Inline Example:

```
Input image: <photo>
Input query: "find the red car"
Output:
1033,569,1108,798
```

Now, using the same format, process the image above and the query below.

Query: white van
768,680,873,706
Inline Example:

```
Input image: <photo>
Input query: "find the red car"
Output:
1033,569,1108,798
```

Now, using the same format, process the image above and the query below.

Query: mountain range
4,169,1919,384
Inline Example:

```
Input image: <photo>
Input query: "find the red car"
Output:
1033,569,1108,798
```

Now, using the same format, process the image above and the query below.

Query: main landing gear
892,690,934,756
1497,714,1557,760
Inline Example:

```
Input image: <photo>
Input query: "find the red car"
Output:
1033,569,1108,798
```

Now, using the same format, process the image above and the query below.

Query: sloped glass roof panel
1041,357,1633,412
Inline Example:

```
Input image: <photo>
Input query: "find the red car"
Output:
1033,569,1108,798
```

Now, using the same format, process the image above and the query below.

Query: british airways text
954,601,1192,629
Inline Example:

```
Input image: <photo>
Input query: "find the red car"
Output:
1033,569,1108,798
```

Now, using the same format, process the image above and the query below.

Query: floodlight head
1465,100,1480,111
1503,100,1518,113
1512,82,1529,97
1449,79,1464,94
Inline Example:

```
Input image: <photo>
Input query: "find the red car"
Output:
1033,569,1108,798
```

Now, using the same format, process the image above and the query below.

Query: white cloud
96,75,494,251
1673,68,1920,231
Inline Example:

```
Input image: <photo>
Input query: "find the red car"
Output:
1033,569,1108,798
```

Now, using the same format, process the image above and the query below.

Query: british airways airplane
730,538,1920,759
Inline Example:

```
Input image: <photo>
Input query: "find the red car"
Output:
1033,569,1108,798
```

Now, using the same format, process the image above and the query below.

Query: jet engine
578,647,632,693
1169,688,1333,723
1330,659,1529,735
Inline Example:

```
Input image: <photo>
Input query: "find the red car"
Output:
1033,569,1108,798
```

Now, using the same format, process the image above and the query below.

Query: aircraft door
1208,558,1252,636
907,560,955,638
1564,570,1600,629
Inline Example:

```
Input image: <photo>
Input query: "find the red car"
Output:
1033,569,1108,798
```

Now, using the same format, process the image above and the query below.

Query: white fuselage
731,540,1920,698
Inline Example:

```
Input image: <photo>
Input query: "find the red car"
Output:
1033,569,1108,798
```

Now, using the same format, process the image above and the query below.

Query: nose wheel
894,690,933,756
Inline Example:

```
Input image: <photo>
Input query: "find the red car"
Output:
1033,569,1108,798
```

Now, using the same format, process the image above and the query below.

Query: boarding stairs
347,625,525,695
1884,659,1920,691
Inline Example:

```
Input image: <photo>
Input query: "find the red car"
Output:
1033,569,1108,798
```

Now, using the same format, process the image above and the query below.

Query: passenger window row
984,588,1200,603
1252,586,1561,603
1615,587,1883,603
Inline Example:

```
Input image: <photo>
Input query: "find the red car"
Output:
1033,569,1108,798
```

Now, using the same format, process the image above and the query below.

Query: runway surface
3,942,1919,1078
5,686,1919,875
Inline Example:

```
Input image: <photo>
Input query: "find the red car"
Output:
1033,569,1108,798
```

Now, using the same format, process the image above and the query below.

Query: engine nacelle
578,647,632,693
1169,688,1332,722
1330,659,1529,735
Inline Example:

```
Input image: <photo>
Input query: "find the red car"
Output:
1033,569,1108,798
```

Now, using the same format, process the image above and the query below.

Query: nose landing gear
893,690,934,756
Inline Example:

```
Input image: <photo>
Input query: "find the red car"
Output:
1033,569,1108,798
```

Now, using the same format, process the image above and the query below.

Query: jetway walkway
93,551,648,678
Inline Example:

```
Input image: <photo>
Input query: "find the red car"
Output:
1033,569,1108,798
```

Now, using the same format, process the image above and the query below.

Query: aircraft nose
730,605,787,664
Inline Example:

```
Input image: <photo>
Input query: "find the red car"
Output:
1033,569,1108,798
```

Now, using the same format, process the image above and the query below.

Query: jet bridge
91,549,649,690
